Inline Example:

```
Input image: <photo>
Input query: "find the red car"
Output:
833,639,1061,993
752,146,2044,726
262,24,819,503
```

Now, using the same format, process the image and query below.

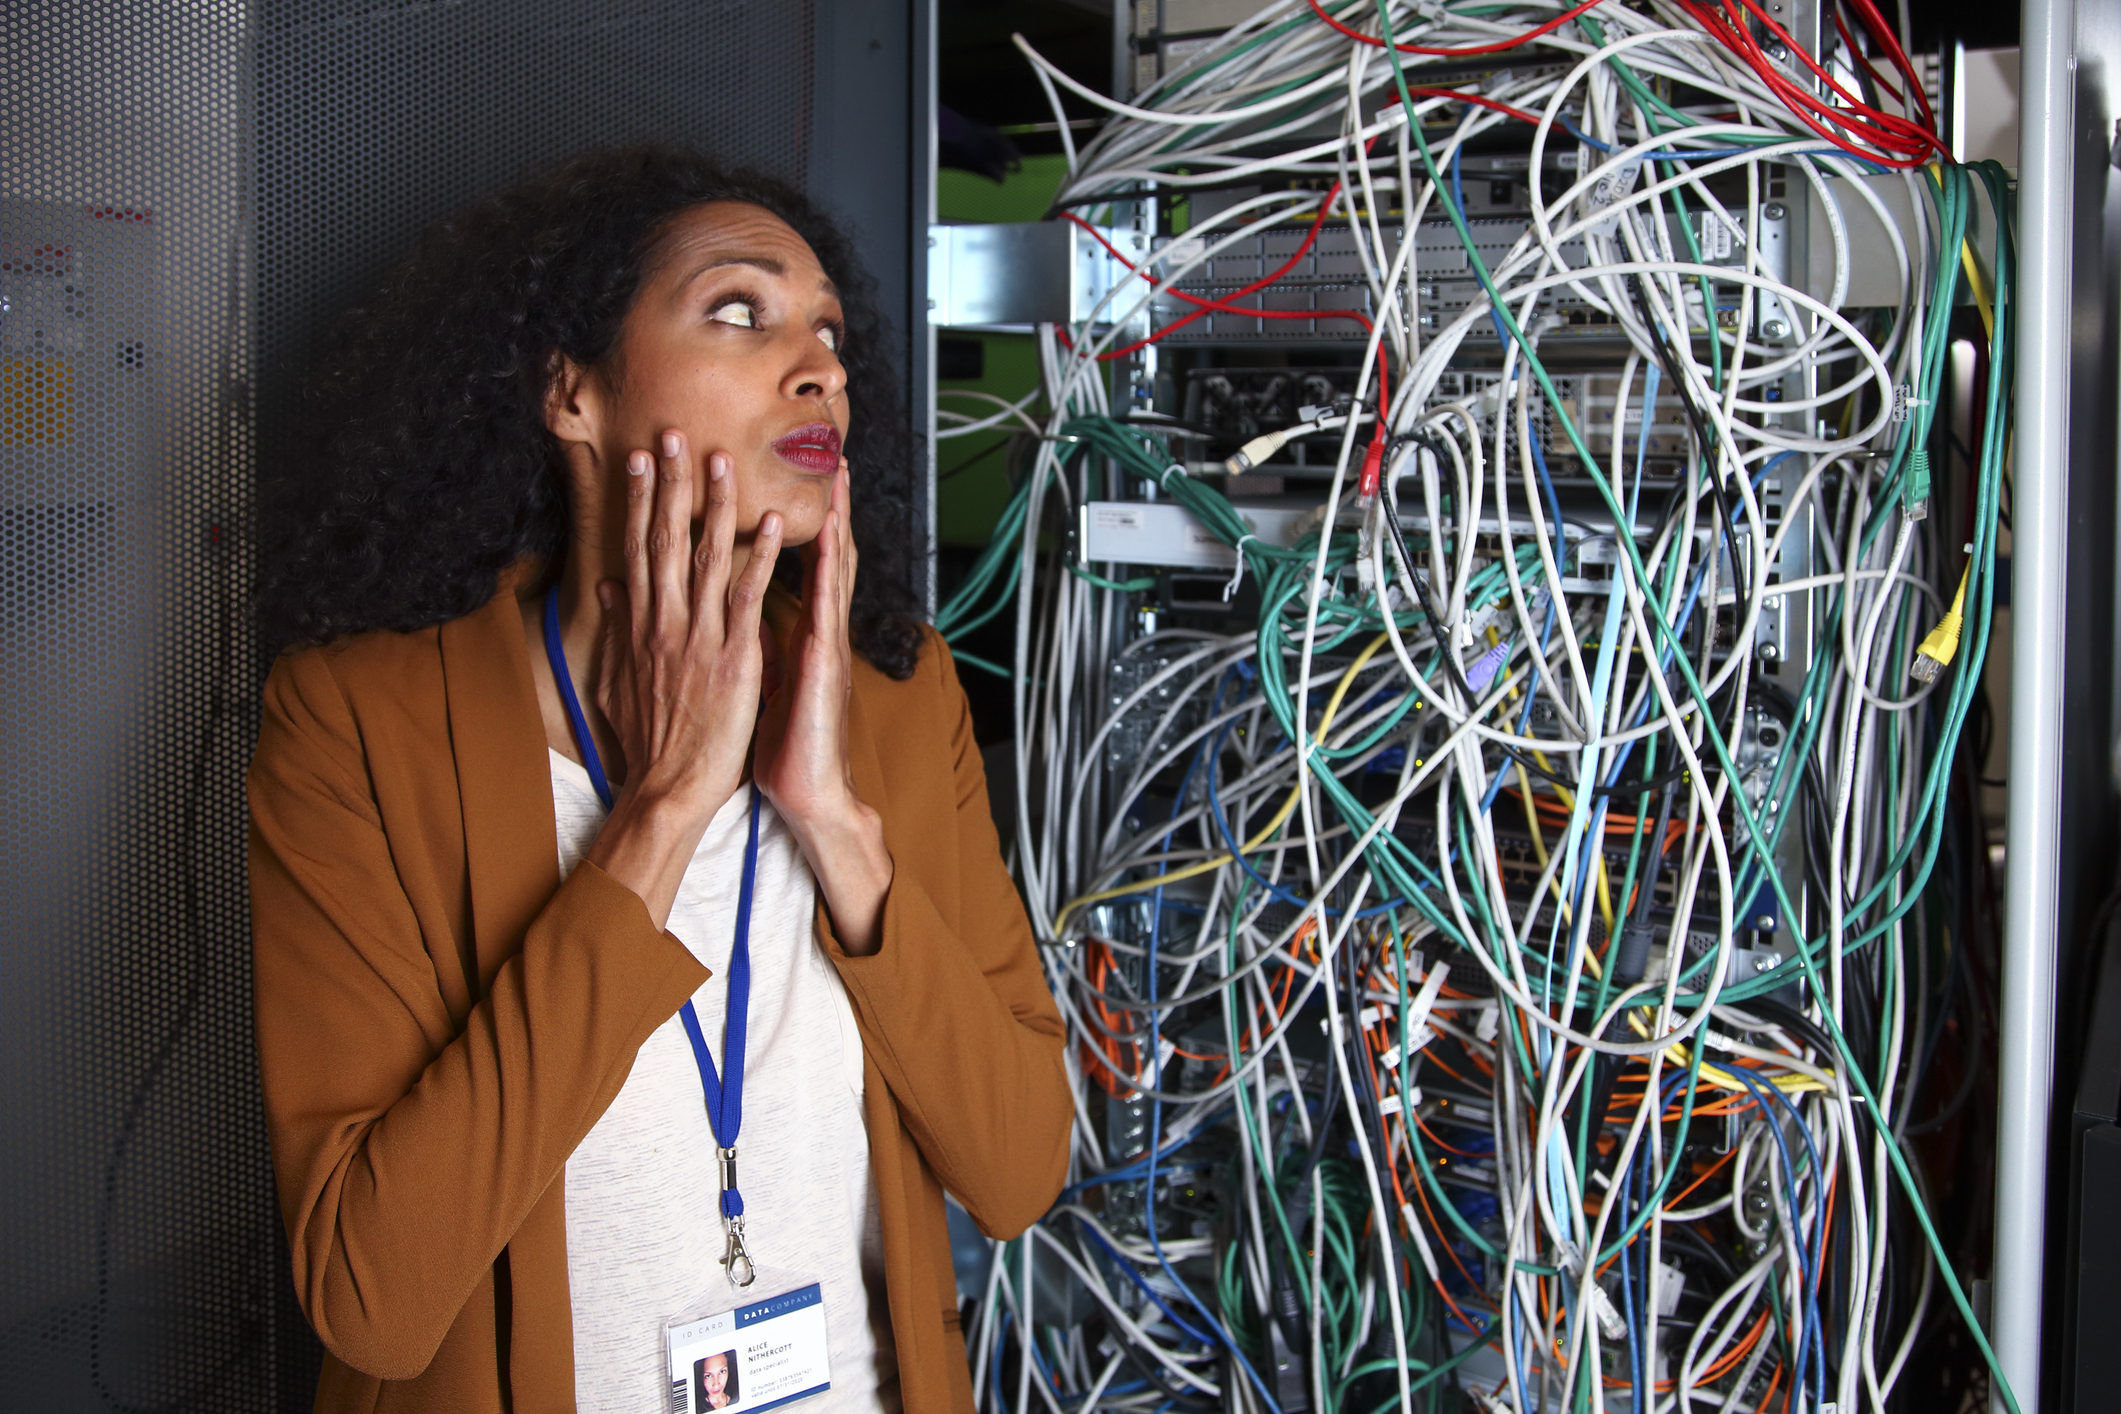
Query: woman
249,147,1071,1414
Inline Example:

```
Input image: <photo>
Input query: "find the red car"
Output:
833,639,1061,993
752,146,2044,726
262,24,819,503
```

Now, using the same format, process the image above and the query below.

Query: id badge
665,1272,832,1414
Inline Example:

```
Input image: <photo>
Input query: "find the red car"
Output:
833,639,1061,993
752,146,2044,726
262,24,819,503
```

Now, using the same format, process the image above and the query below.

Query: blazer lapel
439,579,561,993
438,578,580,1410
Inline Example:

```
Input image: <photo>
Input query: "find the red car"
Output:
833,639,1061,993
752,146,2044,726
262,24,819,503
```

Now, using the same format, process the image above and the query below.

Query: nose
781,330,846,406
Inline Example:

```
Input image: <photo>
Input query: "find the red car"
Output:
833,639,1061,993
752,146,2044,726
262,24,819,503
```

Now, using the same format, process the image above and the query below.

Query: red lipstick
772,422,842,474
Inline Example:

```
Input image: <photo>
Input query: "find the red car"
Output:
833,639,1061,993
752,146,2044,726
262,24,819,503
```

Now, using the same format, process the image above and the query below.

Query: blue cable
1073,1217,1216,1348
1720,1064,1828,1407
1623,1128,1651,1412
1202,716,1409,918
1142,719,1289,1414
1558,114,1875,168
1059,1106,1235,1198
990,1307,1012,1414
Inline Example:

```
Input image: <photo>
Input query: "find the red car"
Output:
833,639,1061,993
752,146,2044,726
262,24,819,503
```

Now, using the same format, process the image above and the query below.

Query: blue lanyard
542,587,759,1267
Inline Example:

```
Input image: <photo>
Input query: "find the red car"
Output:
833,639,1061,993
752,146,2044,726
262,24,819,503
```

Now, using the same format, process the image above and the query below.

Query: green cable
1369,15,2016,1400
1006,13,2010,1395
1067,564,1157,594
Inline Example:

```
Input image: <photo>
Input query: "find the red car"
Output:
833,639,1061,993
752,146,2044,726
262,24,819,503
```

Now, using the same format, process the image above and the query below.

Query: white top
553,750,897,1414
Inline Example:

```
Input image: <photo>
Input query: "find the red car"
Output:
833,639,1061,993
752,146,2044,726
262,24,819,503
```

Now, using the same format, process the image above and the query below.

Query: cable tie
1223,533,1259,601
1404,962,1449,1041
1380,1030,1435,1070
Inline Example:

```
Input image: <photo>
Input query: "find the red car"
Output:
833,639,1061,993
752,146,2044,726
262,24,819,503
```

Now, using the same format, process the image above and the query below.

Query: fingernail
708,452,728,481
628,450,651,476
596,583,614,609
761,511,781,537
661,431,681,459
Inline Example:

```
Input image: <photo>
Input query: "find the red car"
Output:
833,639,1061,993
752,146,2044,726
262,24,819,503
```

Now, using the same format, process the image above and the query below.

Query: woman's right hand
586,429,781,924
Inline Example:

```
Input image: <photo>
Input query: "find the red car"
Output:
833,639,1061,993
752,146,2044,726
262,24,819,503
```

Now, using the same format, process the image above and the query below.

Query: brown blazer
248,577,1071,1413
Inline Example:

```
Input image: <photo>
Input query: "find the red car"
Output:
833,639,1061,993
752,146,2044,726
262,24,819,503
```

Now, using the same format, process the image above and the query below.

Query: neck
549,534,764,671
529,496,768,781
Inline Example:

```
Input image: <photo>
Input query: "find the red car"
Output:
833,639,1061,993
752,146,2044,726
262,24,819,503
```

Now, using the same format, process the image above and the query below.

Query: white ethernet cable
946,5,2007,1412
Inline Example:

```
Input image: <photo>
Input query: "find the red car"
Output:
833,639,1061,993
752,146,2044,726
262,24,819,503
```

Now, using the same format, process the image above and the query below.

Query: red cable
1401,84,1547,127
1697,7,1923,158
1724,0,1936,152
1840,0,1937,132
1670,0,1936,166
1314,0,1936,168
1306,0,1610,59
1722,0,1938,160
1833,7,1903,106
1061,199,1393,493
1673,0,1873,144
1060,206,1374,358
1360,356,1389,496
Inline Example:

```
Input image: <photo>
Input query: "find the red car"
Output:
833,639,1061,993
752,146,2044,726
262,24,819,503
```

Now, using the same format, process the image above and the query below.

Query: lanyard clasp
722,1216,756,1288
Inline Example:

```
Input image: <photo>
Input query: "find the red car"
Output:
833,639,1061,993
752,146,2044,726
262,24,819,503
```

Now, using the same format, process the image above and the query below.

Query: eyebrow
680,254,838,300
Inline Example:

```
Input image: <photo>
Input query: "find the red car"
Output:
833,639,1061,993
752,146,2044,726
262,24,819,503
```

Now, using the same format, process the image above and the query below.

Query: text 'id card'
666,1282,831,1414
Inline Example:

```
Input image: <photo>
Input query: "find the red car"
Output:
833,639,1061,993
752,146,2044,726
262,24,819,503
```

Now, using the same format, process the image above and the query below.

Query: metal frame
915,0,938,613
1999,0,2075,1410
806,0,934,612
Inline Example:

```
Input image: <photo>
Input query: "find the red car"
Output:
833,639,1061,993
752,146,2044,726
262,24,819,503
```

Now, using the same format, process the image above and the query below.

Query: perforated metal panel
255,0,816,468
2,2,270,1407
1,2,914,1408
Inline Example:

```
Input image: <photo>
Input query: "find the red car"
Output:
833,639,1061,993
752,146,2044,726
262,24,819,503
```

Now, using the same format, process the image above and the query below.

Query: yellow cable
1959,236,1995,341
1053,633,1391,939
1910,558,1973,684
1622,1013,1829,1094
1493,625,1616,944
1522,754,1618,943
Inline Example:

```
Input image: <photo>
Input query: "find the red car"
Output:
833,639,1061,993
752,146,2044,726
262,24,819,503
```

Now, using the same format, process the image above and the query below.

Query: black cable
92,479,257,1414
1628,277,1753,625
91,171,265,1407
1380,444,1603,798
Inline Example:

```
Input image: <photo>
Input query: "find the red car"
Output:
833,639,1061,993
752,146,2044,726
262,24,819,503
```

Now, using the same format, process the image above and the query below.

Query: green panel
936,152,1069,223
933,155,1070,546
936,331,1042,547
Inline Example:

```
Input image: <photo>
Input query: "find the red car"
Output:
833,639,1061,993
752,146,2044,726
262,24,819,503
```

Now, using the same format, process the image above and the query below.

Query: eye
817,325,840,353
707,299,759,329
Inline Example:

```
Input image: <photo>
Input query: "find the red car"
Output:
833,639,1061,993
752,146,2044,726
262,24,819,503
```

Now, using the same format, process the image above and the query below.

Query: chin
759,477,833,543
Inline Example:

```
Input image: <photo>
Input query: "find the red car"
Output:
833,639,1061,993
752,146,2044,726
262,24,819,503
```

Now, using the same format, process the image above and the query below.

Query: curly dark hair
256,145,928,679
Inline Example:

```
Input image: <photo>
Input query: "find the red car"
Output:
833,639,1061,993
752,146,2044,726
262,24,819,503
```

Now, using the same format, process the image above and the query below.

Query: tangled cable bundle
937,4,2014,1411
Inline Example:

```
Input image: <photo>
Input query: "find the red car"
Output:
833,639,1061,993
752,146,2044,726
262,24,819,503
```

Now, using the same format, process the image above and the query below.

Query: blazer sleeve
818,632,1072,1240
247,649,708,1381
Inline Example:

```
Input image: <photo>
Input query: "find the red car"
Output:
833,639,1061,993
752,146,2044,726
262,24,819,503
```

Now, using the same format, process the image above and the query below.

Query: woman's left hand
754,460,894,955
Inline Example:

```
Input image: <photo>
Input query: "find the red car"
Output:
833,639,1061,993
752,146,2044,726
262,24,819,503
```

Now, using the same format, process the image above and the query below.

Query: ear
542,351,604,447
